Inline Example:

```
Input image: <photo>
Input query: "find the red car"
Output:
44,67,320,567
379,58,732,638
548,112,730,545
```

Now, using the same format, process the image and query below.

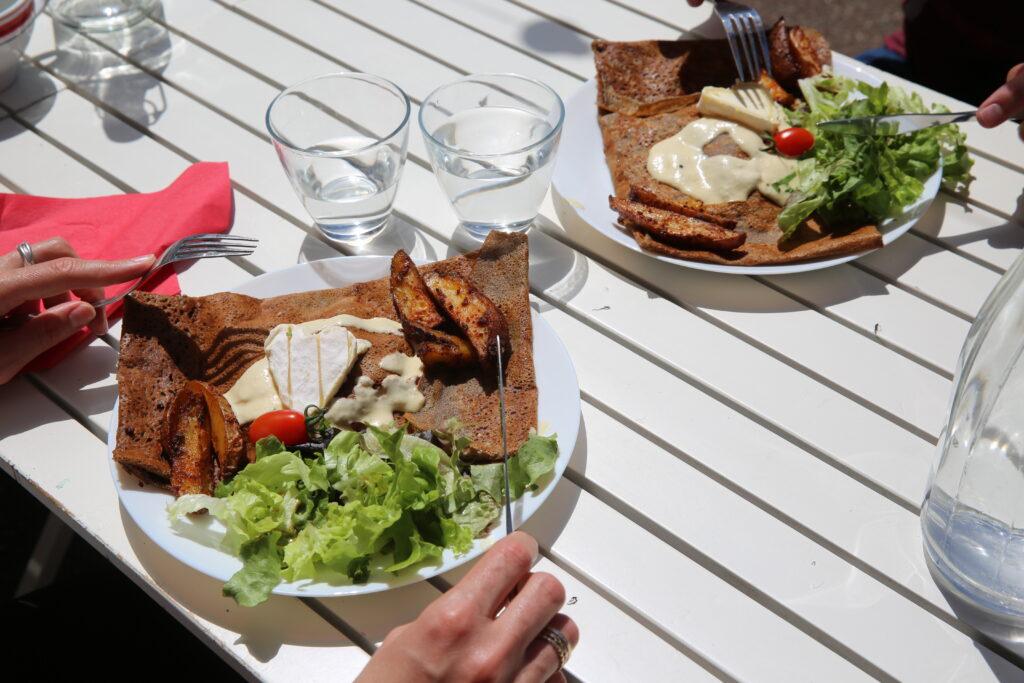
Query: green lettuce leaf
222,532,284,607
778,72,973,237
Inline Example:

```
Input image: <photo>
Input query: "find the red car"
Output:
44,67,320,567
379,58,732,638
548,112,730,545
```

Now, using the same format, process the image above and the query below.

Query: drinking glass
419,73,564,239
50,0,155,31
267,73,411,243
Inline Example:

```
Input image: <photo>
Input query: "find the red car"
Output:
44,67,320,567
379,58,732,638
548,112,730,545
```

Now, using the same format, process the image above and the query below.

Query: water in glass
430,107,556,235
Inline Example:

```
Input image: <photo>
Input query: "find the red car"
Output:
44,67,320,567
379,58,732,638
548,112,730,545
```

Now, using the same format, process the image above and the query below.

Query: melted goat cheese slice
265,323,364,412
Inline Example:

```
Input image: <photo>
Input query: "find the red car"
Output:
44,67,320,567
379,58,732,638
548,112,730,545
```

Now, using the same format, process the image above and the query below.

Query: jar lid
0,0,33,39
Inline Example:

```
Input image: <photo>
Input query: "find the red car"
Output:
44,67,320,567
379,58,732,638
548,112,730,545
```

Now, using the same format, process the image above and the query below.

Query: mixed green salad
168,424,558,606
776,71,973,237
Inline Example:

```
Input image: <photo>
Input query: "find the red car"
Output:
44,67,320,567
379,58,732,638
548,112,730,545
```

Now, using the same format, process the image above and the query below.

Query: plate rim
107,254,581,597
551,64,942,275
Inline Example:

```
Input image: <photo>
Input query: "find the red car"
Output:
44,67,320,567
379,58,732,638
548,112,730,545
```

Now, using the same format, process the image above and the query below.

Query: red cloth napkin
0,162,234,371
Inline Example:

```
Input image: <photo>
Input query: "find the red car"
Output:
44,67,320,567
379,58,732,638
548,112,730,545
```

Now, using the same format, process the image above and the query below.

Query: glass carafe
923,250,1024,622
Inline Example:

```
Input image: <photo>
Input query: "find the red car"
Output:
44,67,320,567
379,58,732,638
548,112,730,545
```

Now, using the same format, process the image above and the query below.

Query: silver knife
495,334,513,536
817,111,975,136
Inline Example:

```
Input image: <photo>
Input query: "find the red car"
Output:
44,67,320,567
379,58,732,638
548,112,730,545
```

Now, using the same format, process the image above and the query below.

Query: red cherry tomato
773,127,815,157
249,410,307,446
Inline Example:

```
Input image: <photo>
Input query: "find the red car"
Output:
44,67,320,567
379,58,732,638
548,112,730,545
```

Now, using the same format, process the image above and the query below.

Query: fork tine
182,232,258,241
735,14,760,81
720,15,748,81
176,238,260,249
173,247,257,259
749,11,773,77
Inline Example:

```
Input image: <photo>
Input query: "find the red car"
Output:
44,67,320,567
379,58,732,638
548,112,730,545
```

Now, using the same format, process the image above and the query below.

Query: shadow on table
520,19,589,56
297,214,442,267
0,65,59,136
121,507,350,661
915,193,1024,255
38,2,173,143
929,571,1024,678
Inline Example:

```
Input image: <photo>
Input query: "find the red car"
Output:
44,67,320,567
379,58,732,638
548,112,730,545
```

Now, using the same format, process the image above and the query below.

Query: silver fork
710,0,772,83
91,233,258,308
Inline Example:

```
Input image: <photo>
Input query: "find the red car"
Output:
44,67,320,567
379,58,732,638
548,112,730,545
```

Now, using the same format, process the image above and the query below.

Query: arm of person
357,532,579,683
0,237,155,384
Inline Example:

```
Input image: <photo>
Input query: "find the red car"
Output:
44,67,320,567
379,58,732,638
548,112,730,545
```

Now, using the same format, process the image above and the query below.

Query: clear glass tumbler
922,249,1024,624
267,73,410,243
419,73,564,239
50,0,155,32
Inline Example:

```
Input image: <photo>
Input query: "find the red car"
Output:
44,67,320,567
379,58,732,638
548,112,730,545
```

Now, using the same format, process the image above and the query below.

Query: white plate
108,256,581,597
551,60,942,275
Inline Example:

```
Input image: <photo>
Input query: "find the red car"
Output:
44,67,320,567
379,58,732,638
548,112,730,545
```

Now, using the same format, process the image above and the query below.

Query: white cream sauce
325,353,425,428
224,357,282,425
298,314,402,336
646,117,796,205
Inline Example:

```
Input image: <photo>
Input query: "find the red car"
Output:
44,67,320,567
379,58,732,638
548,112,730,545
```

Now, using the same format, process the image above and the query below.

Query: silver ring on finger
16,241,35,266
537,626,572,671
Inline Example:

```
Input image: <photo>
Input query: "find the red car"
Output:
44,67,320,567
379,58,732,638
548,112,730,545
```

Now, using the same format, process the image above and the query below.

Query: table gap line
907,228,1007,275
404,0,585,81
541,500,896,682
189,0,985,375
504,0,602,41
529,254,942,442
569,396,1024,670
561,462,1009,677
307,0,471,79
300,597,377,656
24,20,954,475
599,0,695,34
749,273,955,379
532,288,940,491
850,261,977,323
580,383,920,518
41,10,966,417
0,168,27,193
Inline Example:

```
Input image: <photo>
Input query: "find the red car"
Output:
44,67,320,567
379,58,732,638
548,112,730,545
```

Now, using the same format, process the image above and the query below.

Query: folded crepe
114,232,536,486
594,37,883,265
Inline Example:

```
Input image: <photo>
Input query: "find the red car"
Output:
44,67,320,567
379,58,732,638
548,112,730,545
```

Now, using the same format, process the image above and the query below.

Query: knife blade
495,335,513,536
816,110,975,136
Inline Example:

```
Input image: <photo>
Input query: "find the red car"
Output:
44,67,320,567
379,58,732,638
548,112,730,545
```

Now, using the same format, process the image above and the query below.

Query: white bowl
0,0,44,93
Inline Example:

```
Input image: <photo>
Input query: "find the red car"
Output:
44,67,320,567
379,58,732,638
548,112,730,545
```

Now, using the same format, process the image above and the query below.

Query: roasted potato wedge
423,272,510,367
162,383,215,497
391,250,445,329
403,320,477,368
189,380,249,477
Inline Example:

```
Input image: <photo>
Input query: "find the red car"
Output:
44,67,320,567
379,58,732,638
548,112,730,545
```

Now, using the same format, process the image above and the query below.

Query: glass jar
922,250,1024,622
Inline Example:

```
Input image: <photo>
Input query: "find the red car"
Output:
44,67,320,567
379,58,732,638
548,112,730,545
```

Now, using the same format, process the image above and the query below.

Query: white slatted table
2,1,1023,680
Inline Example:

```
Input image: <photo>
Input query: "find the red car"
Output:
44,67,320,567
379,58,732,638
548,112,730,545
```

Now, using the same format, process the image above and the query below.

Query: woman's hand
977,63,1024,132
358,532,579,683
0,238,155,384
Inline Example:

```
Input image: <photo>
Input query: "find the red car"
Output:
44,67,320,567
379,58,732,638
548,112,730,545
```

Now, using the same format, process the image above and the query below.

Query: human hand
977,63,1024,132
357,532,579,683
0,238,155,384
